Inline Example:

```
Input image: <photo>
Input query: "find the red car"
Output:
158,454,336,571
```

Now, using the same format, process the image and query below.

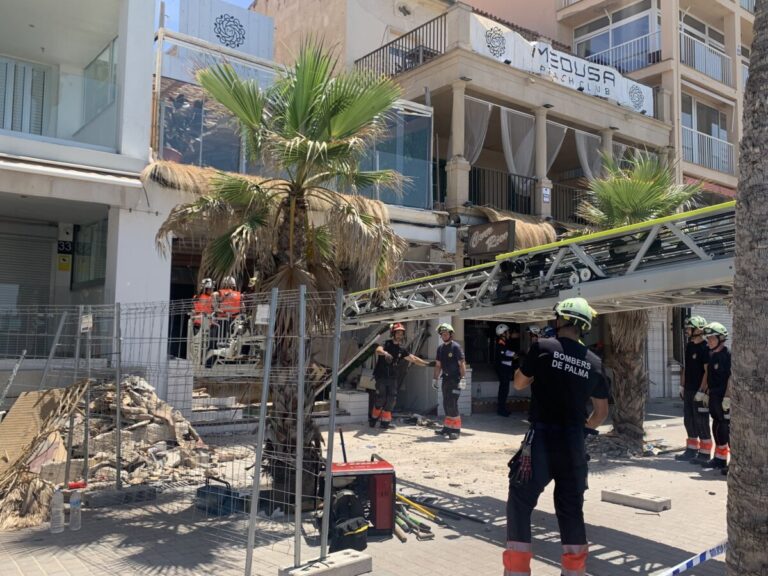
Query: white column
116,0,155,160
446,81,470,209
534,107,552,218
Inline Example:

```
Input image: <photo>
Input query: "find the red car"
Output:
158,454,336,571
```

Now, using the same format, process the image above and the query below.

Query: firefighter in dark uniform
675,315,711,462
433,323,467,440
700,322,731,473
495,324,517,417
370,323,430,429
503,298,609,576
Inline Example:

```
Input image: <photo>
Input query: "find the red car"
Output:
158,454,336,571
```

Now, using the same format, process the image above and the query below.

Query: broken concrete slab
278,550,372,576
601,488,671,512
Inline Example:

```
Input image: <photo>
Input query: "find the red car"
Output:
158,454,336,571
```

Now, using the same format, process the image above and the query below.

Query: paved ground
0,399,728,576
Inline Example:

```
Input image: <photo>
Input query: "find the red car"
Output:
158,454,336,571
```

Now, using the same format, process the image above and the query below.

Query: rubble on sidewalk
0,376,227,531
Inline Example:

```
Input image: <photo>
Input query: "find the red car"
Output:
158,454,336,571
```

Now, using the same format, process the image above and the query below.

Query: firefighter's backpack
329,489,368,552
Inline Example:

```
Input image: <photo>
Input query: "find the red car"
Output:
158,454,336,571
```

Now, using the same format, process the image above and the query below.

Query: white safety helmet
222,276,237,289
201,278,214,290
495,324,510,336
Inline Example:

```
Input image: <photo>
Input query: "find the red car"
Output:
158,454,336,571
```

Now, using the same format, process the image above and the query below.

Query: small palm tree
577,154,700,447
155,42,408,509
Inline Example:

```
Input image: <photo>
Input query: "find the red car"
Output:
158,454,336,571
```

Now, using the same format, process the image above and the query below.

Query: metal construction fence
0,288,347,575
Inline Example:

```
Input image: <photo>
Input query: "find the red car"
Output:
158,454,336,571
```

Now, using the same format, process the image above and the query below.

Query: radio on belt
330,455,395,536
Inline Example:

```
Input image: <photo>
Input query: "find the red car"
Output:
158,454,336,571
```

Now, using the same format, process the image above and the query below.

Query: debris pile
0,377,220,531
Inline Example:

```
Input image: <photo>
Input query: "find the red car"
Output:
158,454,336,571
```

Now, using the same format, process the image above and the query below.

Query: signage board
467,220,516,257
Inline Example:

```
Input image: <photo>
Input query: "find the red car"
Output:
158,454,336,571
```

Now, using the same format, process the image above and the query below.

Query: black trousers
497,365,513,410
442,375,461,419
683,388,711,440
709,392,730,446
507,427,588,545
374,377,398,412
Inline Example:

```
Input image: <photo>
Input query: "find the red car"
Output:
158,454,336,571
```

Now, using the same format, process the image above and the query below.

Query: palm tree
154,42,408,509
577,154,700,448
727,2,768,574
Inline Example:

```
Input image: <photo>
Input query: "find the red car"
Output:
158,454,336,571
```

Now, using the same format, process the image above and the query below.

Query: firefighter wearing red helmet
370,323,431,430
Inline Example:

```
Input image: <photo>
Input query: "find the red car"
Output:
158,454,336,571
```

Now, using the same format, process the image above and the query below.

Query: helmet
222,276,237,288
527,326,541,337
390,322,406,334
542,326,556,338
201,278,214,290
495,323,510,336
685,315,707,330
554,297,596,331
703,322,728,340
437,323,454,334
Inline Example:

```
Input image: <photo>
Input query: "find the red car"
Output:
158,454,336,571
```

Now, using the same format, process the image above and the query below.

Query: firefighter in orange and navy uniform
369,323,431,430
433,323,467,440
495,324,517,417
504,298,609,576
700,322,731,474
192,278,215,333
215,276,242,319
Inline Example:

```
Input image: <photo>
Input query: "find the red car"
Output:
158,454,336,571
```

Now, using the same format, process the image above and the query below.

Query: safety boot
674,448,698,461
368,417,378,428
701,458,727,469
447,431,460,441
721,465,729,476
690,452,710,466
379,420,393,430
434,427,448,436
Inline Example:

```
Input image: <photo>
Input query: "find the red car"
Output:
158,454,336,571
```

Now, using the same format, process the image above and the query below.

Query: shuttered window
0,234,53,309
0,56,48,136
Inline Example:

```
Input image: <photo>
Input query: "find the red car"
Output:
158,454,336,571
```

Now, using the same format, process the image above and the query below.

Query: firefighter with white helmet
503,297,609,576
192,278,215,333
432,323,467,440
700,322,731,474
676,315,712,463
370,323,431,430
495,323,517,417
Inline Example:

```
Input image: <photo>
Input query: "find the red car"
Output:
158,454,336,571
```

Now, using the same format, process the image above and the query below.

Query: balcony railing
469,166,534,215
586,31,661,74
354,13,447,77
680,33,733,86
559,0,583,7
681,127,735,175
741,0,755,14
552,183,588,225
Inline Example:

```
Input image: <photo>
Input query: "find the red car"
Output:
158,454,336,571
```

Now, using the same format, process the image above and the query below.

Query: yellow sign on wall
58,255,72,272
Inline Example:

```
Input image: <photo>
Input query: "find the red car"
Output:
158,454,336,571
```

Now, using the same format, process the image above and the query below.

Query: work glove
722,397,731,411
458,378,467,390
431,378,440,390
678,386,684,400
694,391,709,408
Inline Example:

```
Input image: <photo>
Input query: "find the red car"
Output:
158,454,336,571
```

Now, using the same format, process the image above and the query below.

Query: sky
155,0,256,31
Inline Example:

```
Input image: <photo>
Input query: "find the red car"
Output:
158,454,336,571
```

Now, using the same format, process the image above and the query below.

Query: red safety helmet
390,322,406,334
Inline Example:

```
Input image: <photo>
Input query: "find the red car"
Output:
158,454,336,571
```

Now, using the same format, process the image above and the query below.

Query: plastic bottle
50,489,64,533
69,490,81,531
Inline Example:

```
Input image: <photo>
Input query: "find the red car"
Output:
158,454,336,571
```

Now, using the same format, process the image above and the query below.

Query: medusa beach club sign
471,14,653,115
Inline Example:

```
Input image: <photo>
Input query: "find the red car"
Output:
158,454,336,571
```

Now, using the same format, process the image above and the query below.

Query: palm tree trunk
604,310,649,447
727,2,768,573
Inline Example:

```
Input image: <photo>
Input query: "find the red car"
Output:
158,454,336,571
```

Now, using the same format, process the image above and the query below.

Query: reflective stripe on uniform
686,438,700,450
381,410,392,423
443,416,462,430
371,407,382,419
715,445,729,460
503,541,532,576
561,544,588,576
699,439,713,455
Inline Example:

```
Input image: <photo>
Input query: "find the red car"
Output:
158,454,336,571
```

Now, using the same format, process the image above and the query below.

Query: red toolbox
331,456,395,536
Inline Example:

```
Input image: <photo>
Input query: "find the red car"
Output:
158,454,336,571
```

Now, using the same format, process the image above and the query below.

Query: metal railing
681,126,735,175
551,183,588,225
680,32,733,86
354,13,447,77
559,0,583,7
469,166,535,214
741,0,755,14
586,31,661,74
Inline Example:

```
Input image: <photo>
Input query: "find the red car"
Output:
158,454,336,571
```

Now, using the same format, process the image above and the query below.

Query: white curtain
574,131,603,180
500,108,535,177
546,122,567,173
464,98,492,165
612,142,628,164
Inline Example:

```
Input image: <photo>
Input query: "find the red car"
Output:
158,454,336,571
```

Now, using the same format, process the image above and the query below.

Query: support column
533,107,551,218
600,128,614,164
446,81,470,209
660,0,680,63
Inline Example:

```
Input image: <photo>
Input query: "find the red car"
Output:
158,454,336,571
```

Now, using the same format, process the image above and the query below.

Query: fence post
64,305,84,486
83,305,92,482
114,303,123,491
320,289,344,559
244,288,279,576
294,285,307,567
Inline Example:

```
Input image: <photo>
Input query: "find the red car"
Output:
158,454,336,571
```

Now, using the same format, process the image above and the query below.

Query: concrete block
278,550,372,576
601,488,671,512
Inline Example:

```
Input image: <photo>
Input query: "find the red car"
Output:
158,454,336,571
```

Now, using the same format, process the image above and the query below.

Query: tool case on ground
195,476,249,517
329,489,368,552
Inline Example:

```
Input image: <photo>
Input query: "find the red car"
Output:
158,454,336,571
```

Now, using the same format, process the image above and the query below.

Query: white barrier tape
655,540,728,576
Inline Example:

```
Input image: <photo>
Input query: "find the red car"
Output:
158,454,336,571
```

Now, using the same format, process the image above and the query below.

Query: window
574,0,656,63
72,220,108,288
0,56,49,135
681,94,727,139
680,13,725,53
83,38,118,124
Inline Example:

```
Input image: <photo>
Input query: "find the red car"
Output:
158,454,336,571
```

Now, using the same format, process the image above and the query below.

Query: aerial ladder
342,201,735,328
